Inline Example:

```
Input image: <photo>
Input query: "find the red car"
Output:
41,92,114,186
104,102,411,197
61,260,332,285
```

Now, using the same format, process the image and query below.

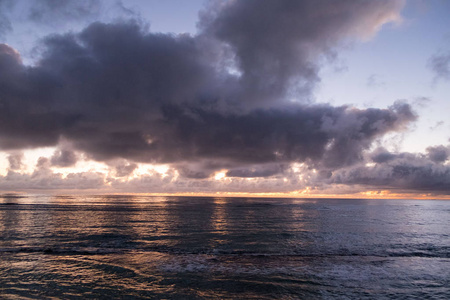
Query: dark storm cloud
371,147,397,163
177,165,214,179
200,0,403,106
227,164,286,178
114,161,138,177
0,0,410,183
0,44,80,149
175,160,234,179
329,147,450,194
51,148,78,167
426,145,449,163
0,22,217,150
429,52,450,81
160,102,414,170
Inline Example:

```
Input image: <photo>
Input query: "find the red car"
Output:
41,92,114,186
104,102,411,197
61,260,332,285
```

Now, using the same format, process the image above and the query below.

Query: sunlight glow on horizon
214,171,227,181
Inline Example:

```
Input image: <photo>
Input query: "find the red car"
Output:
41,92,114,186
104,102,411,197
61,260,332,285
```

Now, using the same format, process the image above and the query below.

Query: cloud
0,0,13,38
199,0,404,106
0,0,103,41
0,6,411,164
7,152,23,170
426,145,449,163
113,160,138,177
329,146,450,194
429,51,450,81
0,159,104,191
51,148,78,167
27,0,101,23
0,0,421,194
108,165,311,194
227,164,286,178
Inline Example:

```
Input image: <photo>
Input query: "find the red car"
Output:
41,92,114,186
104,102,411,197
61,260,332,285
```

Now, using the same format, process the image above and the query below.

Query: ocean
0,195,449,299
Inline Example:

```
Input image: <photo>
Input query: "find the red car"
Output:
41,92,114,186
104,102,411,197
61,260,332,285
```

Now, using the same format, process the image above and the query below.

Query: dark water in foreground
0,195,449,299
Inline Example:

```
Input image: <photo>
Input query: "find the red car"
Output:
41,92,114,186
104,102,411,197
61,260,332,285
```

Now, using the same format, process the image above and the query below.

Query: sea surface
0,195,449,299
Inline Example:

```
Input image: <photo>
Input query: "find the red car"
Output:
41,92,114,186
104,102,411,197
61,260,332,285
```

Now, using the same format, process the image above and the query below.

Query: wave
0,246,124,255
2,245,448,259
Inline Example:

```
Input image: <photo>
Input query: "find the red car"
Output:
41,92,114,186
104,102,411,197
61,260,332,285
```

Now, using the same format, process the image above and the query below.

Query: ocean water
0,195,449,299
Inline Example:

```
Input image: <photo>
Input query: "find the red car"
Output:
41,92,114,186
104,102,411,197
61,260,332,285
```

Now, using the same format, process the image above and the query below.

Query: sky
0,0,449,198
